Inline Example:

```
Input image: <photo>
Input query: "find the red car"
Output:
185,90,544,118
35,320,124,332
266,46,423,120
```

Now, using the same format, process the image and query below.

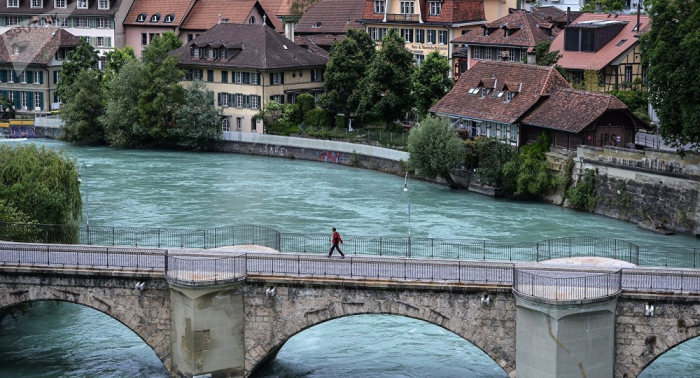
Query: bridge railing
0,243,165,270
513,269,622,302
166,254,247,286
535,237,639,264
622,268,700,294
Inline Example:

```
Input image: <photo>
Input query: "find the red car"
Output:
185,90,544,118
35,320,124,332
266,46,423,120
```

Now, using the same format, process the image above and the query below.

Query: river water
0,139,698,377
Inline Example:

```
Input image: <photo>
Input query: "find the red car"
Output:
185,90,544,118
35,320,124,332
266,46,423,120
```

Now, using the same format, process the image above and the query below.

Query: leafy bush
566,169,598,211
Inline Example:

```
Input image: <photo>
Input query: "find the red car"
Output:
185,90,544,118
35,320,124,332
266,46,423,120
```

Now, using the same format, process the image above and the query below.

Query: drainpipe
43,67,51,113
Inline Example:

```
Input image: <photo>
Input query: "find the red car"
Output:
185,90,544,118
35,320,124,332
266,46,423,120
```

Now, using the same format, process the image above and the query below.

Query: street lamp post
79,162,90,244
403,172,411,257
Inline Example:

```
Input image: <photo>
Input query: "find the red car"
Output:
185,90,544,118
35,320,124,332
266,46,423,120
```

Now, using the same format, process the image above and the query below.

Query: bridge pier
515,294,618,378
169,283,246,378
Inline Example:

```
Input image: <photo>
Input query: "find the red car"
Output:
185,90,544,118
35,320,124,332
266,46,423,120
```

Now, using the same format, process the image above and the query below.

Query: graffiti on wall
9,127,37,138
315,151,346,163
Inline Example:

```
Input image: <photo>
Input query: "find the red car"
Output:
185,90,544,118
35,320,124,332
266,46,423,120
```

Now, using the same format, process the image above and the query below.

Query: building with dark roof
293,0,365,58
0,27,80,113
178,0,275,44
0,0,131,67
358,0,486,72
430,60,647,148
551,12,650,92
451,10,559,79
172,23,328,133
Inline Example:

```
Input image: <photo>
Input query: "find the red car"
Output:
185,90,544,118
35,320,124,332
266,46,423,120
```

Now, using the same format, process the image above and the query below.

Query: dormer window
374,0,385,14
136,13,147,22
468,87,479,94
480,88,489,98
249,16,255,23
206,48,214,59
400,1,414,14
429,1,441,16
7,0,18,7
164,14,175,23
505,91,513,102
192,48,201,58
12,45,20,55
54,0,66,8
150,13,161,23
77,0,88,9
31,0,43,8
98,0,109,9
312,22,322,28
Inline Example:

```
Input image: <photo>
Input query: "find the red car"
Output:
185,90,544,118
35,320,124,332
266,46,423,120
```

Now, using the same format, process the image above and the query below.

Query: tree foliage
412,51,453,115
174,80,221,150
566,168,598,211
533,41,562,67
407,116,464,188
0,199,40,242
642,0,700,151
319,29,375,117
0,144,81,225
101,59,146,148
60,69,105,144
56,39,100,102
580,0,624,12
474,137,518,188
357,29,415,127
103,46,136,86
501,133,555,198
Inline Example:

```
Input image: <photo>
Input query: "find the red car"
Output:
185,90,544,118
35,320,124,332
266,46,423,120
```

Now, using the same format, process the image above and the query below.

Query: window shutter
0,70,5,83
13,91,20,108
89,18,96,28
207,70,213,82
217,92,222,106
53,70,58,84
228,93,233,105
280,72,284,84
257,73,261,85
38,71,43,84
280,95,285,104
39,92,44,110
106,37,112,47
245,95,250,108
27,92,34,109
0,90,6,98
14,71,20,82
26,71,33,84
269,73,274,85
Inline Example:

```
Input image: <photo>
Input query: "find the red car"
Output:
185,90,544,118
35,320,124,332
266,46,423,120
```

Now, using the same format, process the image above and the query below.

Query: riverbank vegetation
59,34,220,150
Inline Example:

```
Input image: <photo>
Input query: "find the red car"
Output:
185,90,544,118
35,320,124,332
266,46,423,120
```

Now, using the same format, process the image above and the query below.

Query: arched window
221,117,231,132
249,16,256,24
136,13,146,22
150,13,161,23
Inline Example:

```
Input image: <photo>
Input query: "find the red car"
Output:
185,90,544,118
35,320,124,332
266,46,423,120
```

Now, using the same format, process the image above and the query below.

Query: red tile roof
257,0,292,29
451,10,558,48
295,35,337,58
430,60,571,124
521,88,630,132
0,27,80,65
295,0,364,34
0,0,124,15
124,0,197,26
360,0,484,24
180,0,262,30
551,13,650,71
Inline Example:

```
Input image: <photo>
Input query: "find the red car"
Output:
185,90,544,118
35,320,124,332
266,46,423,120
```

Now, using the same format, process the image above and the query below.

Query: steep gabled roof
520,88,633,132
430,60,571,124
256,0,292,30
0,27,80,65
172,23,328,70
551,13,650,71
0,0,123,15
124,0,197,27
295,0,364,35
451,10,558,48
180,0,273,31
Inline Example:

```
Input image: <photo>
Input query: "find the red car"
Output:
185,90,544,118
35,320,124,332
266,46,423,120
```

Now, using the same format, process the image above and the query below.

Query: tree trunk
441,171,460,189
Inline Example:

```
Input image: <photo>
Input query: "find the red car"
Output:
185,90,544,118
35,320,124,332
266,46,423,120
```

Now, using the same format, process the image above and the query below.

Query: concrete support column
169,283,246,378
515,295,618,378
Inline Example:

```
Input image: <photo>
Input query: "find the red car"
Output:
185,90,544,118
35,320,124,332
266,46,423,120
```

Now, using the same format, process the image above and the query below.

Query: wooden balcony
385,13,420,22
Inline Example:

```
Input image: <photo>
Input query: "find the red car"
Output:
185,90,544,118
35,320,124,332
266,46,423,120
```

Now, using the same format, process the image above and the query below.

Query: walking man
328,227,345,258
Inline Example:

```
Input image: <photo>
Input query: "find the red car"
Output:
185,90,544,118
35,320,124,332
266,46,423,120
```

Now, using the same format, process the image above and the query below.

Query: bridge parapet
513,268,622,304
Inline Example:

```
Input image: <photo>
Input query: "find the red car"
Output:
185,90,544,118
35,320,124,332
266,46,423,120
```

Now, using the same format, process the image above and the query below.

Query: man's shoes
341,255,345,259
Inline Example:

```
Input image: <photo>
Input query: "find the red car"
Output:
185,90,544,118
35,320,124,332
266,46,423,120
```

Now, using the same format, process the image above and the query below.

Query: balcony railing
385,13,420,22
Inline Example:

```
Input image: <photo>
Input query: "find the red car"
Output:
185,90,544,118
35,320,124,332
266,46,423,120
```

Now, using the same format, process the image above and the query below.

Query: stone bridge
1,242,700,378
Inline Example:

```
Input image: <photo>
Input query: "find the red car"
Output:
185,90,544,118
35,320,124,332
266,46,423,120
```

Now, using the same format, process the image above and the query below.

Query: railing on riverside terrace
0,243,164,270
2,222,700,269
514,269,622,302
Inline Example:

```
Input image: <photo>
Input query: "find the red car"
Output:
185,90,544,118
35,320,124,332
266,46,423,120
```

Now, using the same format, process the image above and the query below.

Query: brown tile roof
551,13,650,71
257,0,291,29
360,0,484,24
520,88,629,133
0,27,80,65
0,0,123,15
124,0,197,26
451,10,557,48
295,35,335,58
172,23,328,69
180,0,264,30
295,0,364,34
530,6,583,25
430,60,571,124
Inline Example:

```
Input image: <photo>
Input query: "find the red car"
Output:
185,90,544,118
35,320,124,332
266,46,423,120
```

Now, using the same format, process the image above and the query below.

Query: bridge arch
0,274,171,370
243,281,517,377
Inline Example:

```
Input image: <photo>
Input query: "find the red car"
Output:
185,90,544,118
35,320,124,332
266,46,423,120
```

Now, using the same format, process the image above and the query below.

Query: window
150,14,161,23
509,48,518,62
272,72,282,85
98,0,109,9
31,0,42,8
374,0,385,13
220,92,229,106
164,14,175,23
141,33,148,46
472,46,481,59
149,33,157,43
7,0,18,7
221,117,231,132
311,69,324,82
55,48,66,60
504,91,512,102
427,29,436,44
21,71,27,83
205,48,214,58
75,18,89,28
236,94,243,108
484,47,492,60
136,13,146,22
77,0,87,9
34,92,41,110
187,34,194,42
438,30,447,44
401,28,413,43
99,56,106,70
8,91,13,102
59,18,68,27
480,88,489,98
6,16,20,26
429,1,441,15
251,118,257,131
414,54,424,67
400,1,414,14
251,95,259,109
415,29,424,43
21,92,27,109
249,16,255,24
221,71,228,83
250,72,259,85
97,18,109,28
236,117,243,130
368,27,378,40
34,71,41,83
97,37,106,47
12,46,20,55
625,66,633,83
54,0,65,7
581,29,595,52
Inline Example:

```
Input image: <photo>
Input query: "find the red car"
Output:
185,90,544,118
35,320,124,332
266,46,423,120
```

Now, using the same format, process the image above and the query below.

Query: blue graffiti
315,151,347,163
9,126,36,138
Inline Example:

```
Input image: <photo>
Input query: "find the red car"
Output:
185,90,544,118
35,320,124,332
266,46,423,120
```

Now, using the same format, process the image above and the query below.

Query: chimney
636,2,641,31
217,13,221,24
284,18,295,42
566,7,571,26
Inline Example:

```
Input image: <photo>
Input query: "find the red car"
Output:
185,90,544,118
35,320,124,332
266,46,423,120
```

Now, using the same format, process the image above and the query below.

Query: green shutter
0,70,5,83
38,71,43,84
26,70,33,84
53,70,58,84
280,72,284,84
89,18,97,28
13,91,20,108
27,91,34,110
39,92,44,110
106,37,112,47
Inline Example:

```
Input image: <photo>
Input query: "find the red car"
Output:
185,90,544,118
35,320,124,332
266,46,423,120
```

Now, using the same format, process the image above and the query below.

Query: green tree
407,116,464,188
102,59,146,147
60,69,105,144
0,199,41,242
580,0,624,12
357,29,415,127
173,80,221,150
56,39,100,102
412,51,453,115
474,137,518,188
103,46,136,86
0,144,81,225
533,41,562,67
138,33,185,146
0,95,14,119
642,0,700,151
501,133,555,198
319,29,375,118
290,0,320,15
